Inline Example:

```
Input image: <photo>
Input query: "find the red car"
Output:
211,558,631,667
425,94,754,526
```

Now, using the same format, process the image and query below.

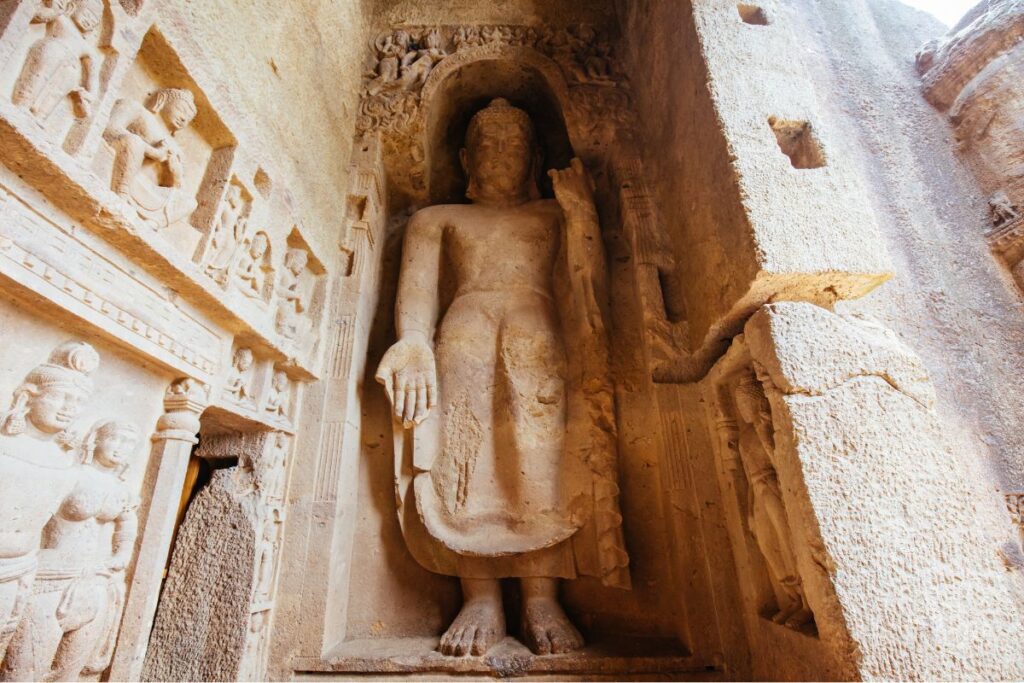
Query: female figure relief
376,99,628,658
12,0,103,122
733,371,813,629
1,420,140,681
0,342,98,663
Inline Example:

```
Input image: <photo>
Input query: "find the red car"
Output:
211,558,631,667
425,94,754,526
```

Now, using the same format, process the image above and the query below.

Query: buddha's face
94,426,138,469
27,383,87,434
463,121,534,199
163,99,195,131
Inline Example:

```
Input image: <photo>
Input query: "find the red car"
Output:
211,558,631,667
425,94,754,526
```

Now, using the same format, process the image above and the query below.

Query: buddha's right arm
395,210,443,343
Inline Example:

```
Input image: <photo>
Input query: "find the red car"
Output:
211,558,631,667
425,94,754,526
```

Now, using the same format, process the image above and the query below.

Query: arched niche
419,46,579,204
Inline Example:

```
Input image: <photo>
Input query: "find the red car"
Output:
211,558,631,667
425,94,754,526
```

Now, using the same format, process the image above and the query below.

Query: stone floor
291,635,720,680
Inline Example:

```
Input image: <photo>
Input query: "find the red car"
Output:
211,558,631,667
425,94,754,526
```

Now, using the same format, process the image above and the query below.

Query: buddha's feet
521,596,584,655
439,598,506,657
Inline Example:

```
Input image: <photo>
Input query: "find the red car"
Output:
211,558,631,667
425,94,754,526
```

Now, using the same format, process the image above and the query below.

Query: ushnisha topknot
466,98,535,146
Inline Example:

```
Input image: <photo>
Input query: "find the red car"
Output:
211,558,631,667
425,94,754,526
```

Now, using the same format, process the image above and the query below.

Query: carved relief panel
0,336,166,681
708,360,816,633
0,0,147,156
0,5,331,678
91,28,235,256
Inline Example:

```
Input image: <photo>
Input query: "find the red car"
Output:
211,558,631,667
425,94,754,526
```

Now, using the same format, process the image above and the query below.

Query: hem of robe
415,472,582,557
401,472,578,579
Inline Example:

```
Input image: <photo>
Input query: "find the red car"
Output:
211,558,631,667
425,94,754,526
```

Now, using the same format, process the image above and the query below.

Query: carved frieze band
358,24,623,135
0,184,219,377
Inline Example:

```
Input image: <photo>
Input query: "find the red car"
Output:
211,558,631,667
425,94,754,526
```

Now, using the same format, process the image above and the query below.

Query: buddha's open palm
375,338,438,427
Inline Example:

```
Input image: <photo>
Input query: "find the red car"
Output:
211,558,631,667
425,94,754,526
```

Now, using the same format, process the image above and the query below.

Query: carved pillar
108,378,208,682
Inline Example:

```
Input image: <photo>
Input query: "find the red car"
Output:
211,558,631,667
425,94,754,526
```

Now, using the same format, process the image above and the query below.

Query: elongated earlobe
1,389,32,436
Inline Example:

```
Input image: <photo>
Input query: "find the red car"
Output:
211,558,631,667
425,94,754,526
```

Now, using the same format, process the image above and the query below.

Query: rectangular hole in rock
768,117,826,169
738,4,769,25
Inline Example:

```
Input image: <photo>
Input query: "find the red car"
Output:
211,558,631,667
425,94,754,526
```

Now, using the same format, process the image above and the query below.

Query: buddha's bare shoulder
407,203,469,227
408,199,559,226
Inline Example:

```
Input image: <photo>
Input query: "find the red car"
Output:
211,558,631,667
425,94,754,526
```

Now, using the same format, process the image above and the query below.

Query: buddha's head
149,88,197,132
86,419,139,472
461,98,540,205
1,341,99,437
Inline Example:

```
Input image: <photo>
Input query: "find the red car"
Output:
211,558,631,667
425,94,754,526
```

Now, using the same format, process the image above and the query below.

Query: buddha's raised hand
375,337,438,428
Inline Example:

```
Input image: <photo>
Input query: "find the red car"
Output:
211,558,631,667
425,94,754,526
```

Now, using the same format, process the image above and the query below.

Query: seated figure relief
231,231,272,301
1,419,140,682
275,248,308,340
103,88,198,229
204,184,249,285
0,342,99,662
732,370,813,630
263,370,290,421
224,347,255,406
376,99,629,658
365,30,410,96
12,0,103,122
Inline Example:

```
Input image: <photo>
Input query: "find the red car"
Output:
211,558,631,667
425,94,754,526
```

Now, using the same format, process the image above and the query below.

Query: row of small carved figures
8,4,315,338
201,192,313,344
364,24,618,96
224,348,292,423
0,341,140,681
